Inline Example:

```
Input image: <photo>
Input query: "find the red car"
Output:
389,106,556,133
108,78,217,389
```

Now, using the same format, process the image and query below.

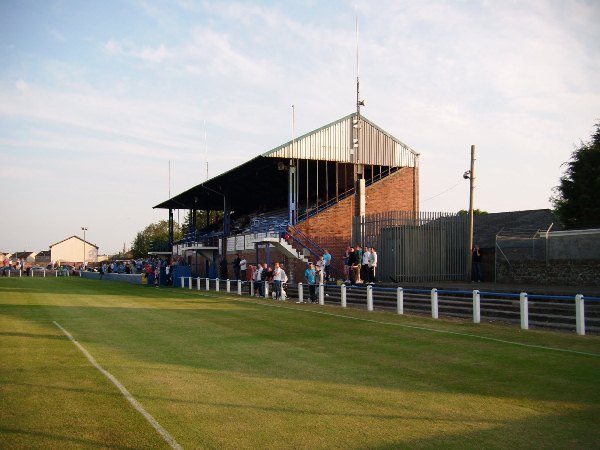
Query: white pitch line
53,321,183,450
211,294,600,359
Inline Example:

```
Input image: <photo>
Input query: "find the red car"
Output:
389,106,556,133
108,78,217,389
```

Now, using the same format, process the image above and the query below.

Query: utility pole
467,145,476,281
81,226,88,266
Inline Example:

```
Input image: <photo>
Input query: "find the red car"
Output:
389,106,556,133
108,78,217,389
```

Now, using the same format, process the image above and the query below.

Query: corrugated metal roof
154,112,420,210
263,113,419,167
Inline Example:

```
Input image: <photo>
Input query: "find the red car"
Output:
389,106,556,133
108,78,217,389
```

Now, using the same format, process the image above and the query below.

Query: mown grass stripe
215,294,600,358
53,321,183,450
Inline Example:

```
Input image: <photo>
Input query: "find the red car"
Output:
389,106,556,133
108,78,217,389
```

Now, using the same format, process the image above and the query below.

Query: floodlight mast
81,226,88,265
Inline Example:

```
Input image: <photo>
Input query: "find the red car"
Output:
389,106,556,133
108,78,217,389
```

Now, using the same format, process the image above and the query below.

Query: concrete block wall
496,260,600,286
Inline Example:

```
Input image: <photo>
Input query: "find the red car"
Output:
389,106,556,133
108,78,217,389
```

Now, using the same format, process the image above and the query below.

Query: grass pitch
1,278,599,449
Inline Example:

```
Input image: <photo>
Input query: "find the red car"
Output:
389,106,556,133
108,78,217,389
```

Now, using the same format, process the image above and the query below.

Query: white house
50,236,99,264
10,251,37,264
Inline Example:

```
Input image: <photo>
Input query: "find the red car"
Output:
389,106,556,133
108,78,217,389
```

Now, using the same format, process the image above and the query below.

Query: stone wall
496,260,600,286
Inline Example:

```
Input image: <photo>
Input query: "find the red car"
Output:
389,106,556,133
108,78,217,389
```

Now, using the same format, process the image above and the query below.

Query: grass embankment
1,277,599,449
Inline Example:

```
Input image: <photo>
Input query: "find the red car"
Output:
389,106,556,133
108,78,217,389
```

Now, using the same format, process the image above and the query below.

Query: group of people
248,261,289,300
343,245,378,285
1,257,27,276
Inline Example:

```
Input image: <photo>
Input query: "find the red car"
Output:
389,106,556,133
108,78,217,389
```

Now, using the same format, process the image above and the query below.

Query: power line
422,180,461,203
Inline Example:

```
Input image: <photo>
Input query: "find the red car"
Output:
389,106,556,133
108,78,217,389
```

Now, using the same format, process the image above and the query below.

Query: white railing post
575,294,585,336
55,269,57,277
341,284,347,308
520,292,529,330
8,269,10,278
237,280,242,295
250,280,254,296
226,279,230,293
431,288,438,319
473,290,481,324
19,270,22,277
205,278,210,291
197,277,201,290
180,276,184,288
43,269,46,278
216,279,220,292
188,277,192,289
319,283,324,305
397,287,404,315
79,270,82,277
367,285,373,311
298,283,303,303
264,282,269,298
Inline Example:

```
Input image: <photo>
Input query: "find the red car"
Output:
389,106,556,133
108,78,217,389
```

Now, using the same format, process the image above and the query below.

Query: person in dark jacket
347,247,357,285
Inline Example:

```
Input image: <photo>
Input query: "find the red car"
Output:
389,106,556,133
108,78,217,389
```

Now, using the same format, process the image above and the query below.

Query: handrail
296,166,401,223
286,226,343,279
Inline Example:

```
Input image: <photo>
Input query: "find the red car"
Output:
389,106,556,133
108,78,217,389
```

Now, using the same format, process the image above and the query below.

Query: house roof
50,236,99,249
474,209,562,248
11,251,36,259
36,250,51,257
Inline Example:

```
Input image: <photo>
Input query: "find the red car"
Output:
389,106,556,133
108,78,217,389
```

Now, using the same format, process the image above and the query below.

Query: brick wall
295,167,418,278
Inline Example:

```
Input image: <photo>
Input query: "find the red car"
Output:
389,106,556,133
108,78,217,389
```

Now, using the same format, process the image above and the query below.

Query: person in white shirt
240,257,247,281
369,247,378,283
254,264,264,296
361,248,371,282
279,264,288,300
272,262,283,300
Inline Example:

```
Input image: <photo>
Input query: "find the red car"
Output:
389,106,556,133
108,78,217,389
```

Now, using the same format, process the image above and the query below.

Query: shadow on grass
361,407,600,450
0,277,186,299
0,331,67,340
0,427,149,450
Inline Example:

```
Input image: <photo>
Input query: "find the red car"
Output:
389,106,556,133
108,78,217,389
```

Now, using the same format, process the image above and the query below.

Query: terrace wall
295,167,418,278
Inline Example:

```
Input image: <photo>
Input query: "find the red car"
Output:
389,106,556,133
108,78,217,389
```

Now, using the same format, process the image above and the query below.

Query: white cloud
2,0,599,253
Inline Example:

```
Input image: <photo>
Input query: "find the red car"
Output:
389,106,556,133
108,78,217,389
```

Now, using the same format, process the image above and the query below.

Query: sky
1,0,599,255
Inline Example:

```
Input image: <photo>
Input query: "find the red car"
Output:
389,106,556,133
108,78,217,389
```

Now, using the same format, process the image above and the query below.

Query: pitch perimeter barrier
177,276,600,336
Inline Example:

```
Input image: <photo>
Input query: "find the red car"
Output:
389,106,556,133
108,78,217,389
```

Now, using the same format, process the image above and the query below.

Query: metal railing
176,277,600,336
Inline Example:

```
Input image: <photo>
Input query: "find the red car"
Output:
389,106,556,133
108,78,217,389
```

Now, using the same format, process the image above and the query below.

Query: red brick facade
215,167,418,283
294,167,418,278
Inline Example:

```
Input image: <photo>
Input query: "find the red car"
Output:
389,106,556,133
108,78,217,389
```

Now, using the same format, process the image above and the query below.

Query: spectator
347,247,357,285
354,245,363,283
303,262,317,303
472,245,483,282
343,246,351,283
362,247,371,282
219,257,228,279
240,256,247,281
233,254,241,280
368,247,378,283
272,262,283,300
256,263,264,297
247,264,255,294
323,249,331,281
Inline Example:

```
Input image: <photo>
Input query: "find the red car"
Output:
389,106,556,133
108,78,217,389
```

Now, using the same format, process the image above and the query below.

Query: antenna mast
356,7,361,120
204,120,208,181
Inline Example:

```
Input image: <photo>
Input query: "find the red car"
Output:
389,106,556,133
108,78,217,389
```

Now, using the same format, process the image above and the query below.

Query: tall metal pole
81,226,88,265
467,145,475,281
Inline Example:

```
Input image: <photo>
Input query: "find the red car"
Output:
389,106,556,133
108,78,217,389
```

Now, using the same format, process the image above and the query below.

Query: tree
130,220,183,258
182,210,224,232
552,123,600,229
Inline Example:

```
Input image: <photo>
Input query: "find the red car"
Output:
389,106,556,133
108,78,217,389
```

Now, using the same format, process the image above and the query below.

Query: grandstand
153,112,419,281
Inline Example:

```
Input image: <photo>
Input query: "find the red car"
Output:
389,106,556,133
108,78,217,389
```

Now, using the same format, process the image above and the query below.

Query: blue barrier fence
175,276,599,336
